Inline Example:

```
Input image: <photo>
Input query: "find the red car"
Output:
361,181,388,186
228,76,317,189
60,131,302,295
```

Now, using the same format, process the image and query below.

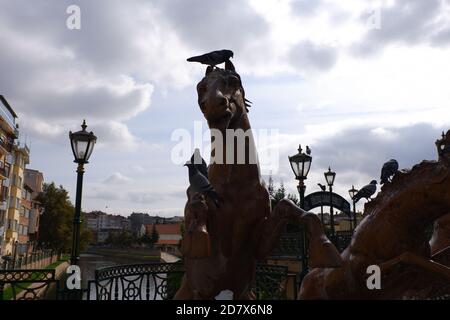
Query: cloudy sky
1,0,449,216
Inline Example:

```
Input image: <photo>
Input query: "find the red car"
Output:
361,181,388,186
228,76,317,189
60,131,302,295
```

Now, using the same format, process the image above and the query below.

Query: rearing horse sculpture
175,67,342,300
299,132,450,299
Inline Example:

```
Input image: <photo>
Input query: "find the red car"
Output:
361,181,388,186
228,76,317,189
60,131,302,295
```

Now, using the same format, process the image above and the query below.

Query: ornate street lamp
288,145,312,208
288,145,312,281
324,167,336,238
348,185,358,231
69,120,96,265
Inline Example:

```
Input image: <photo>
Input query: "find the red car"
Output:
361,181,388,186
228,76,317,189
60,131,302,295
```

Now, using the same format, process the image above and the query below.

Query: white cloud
1,0,449,216
103,172,132,184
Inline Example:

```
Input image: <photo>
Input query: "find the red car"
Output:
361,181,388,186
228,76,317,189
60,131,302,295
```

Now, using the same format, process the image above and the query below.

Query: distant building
24,169,44,250
165,216,184,224
85,211,130,244
145,223,182,254
17,183,33,254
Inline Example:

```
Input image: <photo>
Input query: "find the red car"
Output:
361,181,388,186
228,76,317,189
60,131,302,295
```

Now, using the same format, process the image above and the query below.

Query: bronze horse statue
175,66,342,300
299,131,450,299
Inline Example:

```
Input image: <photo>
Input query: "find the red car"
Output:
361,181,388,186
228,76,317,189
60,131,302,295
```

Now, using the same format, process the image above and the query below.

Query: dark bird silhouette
353,180,377,203
380,159,399,184
318,183,326,192
306,146,311,155
190,148,208,178
187,49,234,67
185,161,220,208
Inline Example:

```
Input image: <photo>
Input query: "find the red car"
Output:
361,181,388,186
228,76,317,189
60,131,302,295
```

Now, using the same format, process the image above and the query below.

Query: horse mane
364,159,449,215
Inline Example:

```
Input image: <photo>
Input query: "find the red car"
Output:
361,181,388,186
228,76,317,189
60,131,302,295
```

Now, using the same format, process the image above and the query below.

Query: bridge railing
1,262,290,300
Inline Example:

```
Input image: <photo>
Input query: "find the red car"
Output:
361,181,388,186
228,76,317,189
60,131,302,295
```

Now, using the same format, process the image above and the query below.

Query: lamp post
288,145,312,281
348,185,358,231
288,145,312,209
324,167,336,239
69,120,96,265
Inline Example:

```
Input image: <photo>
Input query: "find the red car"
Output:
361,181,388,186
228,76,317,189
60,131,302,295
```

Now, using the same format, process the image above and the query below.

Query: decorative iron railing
1,262,290,300
0,269,57,300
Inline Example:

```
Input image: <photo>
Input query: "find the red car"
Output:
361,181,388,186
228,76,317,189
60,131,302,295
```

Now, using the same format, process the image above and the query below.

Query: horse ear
205,66,213,76
225,60,235,72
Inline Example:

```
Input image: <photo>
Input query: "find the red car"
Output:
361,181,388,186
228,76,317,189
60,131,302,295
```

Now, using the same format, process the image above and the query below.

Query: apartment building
0,95,19,256
6,141,30,256
86,211,131,244
24,169,44,249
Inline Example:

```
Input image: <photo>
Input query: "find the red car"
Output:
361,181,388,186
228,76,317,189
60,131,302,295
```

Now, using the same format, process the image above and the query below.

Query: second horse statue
174,65,342,300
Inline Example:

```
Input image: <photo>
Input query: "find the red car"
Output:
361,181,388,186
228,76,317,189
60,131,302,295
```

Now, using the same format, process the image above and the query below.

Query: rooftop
145,223,182,235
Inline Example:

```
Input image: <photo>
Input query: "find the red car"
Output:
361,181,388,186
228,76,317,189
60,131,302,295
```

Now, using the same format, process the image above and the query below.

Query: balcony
0,136,12,155
5,228,15,239
0,166,9,179
0,95,17,135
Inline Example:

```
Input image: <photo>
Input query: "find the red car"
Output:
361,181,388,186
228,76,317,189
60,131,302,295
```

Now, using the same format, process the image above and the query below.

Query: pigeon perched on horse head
380,159,399,184
184,152,220,208
353,180,377,203
187,49,234,69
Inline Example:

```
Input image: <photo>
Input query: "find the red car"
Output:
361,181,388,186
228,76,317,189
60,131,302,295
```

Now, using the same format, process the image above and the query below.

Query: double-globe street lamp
69,120,96,265
324,167,336,239
288,145,312,280
348,185,358,231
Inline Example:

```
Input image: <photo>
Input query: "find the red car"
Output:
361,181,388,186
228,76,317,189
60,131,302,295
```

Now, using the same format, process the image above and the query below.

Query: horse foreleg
255,204,290,261
380,252,450,281
269,199,342,268
174,274,195,300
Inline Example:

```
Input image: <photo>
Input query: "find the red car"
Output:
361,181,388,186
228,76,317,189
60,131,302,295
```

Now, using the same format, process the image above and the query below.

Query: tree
270,180,301,233
150,224,159,247
140,232,152,246
268,175,275,198
36,182,91,253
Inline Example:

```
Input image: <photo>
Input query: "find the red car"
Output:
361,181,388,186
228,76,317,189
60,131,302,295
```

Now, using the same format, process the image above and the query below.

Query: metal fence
0,262,289,300
1,250,58,270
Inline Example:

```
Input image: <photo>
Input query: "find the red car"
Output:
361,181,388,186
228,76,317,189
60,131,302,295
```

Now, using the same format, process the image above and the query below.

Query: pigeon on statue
318,183,326,192
185,160,220,208
353,180,378,203
187,49,234,68
190,148,208,178
380,159,399,184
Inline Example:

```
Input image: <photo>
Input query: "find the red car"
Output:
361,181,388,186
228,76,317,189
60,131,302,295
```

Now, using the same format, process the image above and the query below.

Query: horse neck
209,113,261,185
366,162,450,239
